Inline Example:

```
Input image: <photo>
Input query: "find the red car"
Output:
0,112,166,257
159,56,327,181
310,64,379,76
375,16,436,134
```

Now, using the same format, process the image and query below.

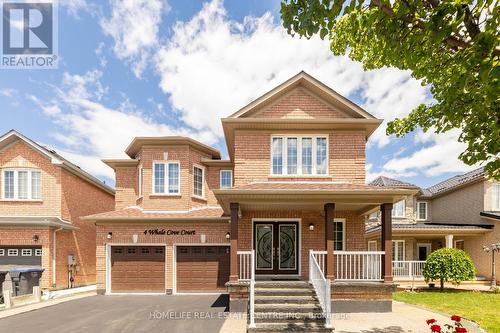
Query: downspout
52,228,63,288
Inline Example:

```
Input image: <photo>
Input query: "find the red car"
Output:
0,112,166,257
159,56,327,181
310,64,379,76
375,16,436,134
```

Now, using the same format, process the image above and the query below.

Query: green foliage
423,248,476,290
281,0,500,179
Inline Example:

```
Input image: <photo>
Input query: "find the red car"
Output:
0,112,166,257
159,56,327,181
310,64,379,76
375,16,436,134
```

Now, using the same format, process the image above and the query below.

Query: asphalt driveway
0,294,231,333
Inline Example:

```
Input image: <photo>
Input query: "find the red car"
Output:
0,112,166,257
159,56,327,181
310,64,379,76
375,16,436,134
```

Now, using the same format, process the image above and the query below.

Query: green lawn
394,291,500,333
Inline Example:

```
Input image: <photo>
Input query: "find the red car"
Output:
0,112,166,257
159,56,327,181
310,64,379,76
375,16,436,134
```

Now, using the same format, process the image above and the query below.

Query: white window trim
138,166,143,198
392,240,405,261
192,164,205,200
416,201,428,221
1,168,42,201
333,218,346,251
21,249,32,256
219,170,233,189
270,135,329,176
8,249,18,256
151,161,181,196
368,240,377,251
35,249,42,256
492,183,500,211
0,249,4,256
392,200,406,218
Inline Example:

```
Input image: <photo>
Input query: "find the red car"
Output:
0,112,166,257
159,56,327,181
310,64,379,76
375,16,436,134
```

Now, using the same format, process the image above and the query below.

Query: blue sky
0,0,476,188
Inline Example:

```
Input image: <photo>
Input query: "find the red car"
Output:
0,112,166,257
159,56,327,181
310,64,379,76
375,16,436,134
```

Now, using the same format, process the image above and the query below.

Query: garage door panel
176,246,229,293
111,246,165,293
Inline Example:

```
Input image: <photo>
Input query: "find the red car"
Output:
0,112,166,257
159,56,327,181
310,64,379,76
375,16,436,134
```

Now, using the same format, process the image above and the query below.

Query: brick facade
0,138,114,290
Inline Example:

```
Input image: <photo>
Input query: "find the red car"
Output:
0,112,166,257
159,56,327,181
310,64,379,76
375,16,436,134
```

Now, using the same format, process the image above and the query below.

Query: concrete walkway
219,301,485,333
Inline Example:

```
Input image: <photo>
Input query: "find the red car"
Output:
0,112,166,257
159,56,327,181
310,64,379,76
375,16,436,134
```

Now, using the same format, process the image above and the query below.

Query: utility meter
67,255,75,266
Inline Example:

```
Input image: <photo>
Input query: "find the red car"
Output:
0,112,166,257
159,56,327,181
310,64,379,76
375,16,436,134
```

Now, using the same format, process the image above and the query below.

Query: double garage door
110,245,229,293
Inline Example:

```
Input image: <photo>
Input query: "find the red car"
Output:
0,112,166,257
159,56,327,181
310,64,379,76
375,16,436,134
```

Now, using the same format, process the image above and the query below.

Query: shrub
423,248,476,291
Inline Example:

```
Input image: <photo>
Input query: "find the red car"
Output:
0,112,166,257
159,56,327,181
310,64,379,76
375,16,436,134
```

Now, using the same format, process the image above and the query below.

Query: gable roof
369,176,420,189
0,130,114,195
229,71,376,119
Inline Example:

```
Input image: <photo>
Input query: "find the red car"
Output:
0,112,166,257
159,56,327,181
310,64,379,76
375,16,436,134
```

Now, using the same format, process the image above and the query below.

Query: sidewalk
219,301,485,333
0,291,96,319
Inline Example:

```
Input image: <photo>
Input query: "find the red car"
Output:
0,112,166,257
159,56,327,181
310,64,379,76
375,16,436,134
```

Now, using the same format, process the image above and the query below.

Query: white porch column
445,234,454,248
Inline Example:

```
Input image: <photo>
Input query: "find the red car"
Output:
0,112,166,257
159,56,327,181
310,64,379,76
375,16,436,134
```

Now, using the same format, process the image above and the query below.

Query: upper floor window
193,165,204,198
138,166,143,197
392,200,405,218
220,170,232,189
153,162,180,195
271,135,328,176
2,169,41,200
492,183,500,211
417,201,427,220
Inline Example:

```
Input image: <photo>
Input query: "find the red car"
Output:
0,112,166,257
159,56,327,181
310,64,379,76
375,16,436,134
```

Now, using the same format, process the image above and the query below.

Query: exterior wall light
226,232,230,239
107,232,112,240
309,223,314,231
32,235,39,242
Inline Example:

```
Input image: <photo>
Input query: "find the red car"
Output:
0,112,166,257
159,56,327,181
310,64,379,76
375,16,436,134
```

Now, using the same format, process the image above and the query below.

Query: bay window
492,183,500,211
271,135,328,176
220,170,233,189
417,201,427,220
392,200,405,218
152,162,180,195
193,165,204,198
2,169,41,200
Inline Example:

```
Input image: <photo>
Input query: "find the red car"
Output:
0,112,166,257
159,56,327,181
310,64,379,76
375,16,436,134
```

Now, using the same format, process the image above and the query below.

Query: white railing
392,261,426,278
309,250,331,328
335,251,384,281
249,250,255,328
237,251,252,281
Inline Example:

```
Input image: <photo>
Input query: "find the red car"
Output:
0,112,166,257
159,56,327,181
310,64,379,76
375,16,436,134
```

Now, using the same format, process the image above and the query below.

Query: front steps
248,281,333,333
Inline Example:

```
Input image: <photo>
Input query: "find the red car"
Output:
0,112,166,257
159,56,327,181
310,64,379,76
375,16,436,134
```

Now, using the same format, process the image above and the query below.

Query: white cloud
0,88,17,97
100,0,166,77
382,129,476,177
365,163,418,183
60,0,96,18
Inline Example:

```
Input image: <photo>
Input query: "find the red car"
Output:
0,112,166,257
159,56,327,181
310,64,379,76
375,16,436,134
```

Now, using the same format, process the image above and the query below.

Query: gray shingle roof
424,167,485,196
369,176,420,189
480,211,500,221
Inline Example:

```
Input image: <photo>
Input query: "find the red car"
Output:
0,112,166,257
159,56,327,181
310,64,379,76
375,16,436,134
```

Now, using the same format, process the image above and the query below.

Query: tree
422,248,476,291
281,0,500,179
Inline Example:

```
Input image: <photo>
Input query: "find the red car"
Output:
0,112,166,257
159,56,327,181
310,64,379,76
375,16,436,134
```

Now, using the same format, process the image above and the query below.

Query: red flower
430,324,441,332
451,315,462,322
455,328,467,333
426,319,437,325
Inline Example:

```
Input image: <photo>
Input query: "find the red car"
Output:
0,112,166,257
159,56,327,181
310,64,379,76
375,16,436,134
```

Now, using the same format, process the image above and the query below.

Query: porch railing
335,251,384,281
392,260,426,278
237,251,252,281
309,250,331,328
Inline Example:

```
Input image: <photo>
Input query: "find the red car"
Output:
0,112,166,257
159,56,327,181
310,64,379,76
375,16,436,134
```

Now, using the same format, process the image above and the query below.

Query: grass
394,290,500,333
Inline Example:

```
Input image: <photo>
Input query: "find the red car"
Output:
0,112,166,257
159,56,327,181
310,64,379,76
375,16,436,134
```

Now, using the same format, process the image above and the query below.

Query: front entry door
254,222,299,275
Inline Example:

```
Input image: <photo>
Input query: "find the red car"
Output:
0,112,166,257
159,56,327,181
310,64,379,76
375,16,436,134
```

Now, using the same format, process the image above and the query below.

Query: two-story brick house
366,169,499,284
0,130,115,290
85,72,417,330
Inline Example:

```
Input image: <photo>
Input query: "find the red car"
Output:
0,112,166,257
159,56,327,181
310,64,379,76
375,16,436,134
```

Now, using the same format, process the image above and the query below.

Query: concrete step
255,303,323,313
248,323,333,333
255,281,311,289
254,312,327,324
255,288,316,296
255,295,318,304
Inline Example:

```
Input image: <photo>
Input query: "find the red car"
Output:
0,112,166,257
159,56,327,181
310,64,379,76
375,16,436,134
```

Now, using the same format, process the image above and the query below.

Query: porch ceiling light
107,232,112,240
226,232,230,239
309,223,314,231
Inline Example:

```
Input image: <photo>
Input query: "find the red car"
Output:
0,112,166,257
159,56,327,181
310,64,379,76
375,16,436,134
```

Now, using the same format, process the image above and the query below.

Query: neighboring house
0,130,115,290
366,169,500,283
84,72,417,327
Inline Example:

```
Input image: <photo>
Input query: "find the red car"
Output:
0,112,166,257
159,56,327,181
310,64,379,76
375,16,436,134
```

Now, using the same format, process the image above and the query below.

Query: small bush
423,248,476,291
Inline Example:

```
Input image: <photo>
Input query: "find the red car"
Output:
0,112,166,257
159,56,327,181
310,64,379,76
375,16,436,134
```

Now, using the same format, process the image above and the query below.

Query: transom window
271,136,328,176
153,162,180,195
35,249,42,256
392,200,406,218
417,201,428,220
21,249,32,256
492,183,500,211
2,169,41,200
220,170,233,189
193,165,204,198
8,249,18,256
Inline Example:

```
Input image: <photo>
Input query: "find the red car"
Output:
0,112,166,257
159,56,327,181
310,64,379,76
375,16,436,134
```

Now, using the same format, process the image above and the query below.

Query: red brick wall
233,131,366,186
59,169,114,288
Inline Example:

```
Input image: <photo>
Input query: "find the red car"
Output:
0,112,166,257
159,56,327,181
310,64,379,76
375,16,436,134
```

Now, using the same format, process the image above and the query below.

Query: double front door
254,221,299,275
